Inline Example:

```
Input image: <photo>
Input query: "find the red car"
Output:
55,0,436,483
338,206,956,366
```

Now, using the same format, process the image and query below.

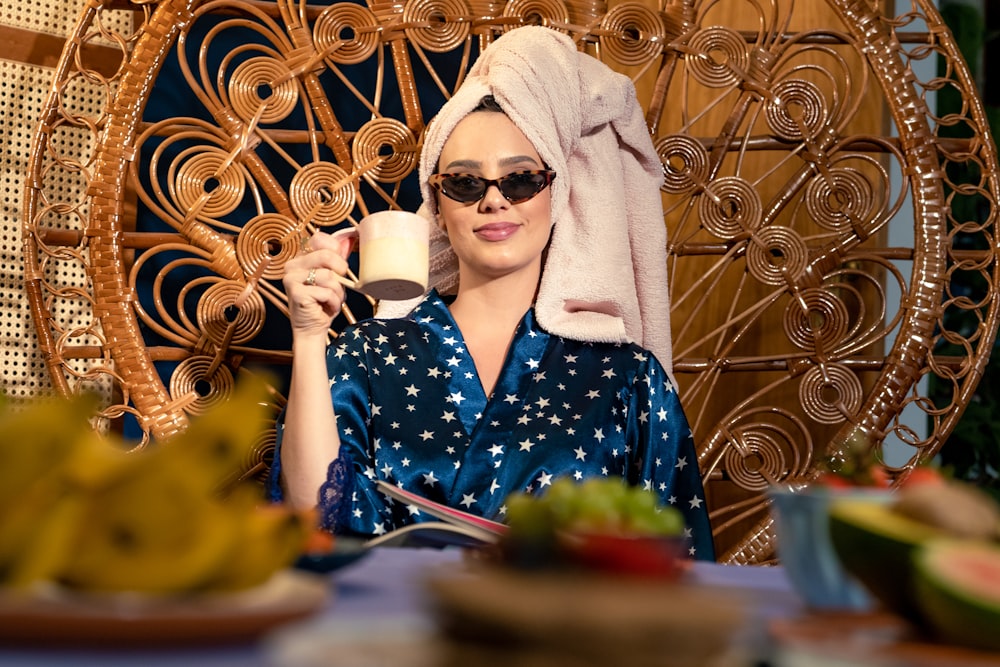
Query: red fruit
303,528,336,555
869,466,891,488
900,466,945,488
815,472,853,488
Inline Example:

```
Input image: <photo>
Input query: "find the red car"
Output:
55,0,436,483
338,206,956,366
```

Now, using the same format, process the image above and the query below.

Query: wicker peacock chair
23,0,1000,563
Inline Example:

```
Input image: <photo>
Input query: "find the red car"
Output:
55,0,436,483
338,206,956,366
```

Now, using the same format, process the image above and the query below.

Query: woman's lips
474,222,520,241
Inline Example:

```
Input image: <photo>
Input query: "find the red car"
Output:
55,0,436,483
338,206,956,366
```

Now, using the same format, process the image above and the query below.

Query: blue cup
768,485,890,611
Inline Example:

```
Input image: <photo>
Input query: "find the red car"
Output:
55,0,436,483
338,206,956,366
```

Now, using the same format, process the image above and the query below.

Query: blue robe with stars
268,290,715,560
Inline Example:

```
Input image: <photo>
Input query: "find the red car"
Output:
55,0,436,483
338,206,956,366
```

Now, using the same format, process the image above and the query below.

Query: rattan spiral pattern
501,0,569,33
745,226,809,286
235,213,302,280
172,148,247,221
798,363,864,425
228,57,301,125
22,0,1000,564
766,78,829,142
803,167,875,232
697,176,762,239
197,279,268,346
314,3,382,65
685,26,747,89
782,287,851,353
352,118,420,183
289,162,357,226
403,0,473,52
597,3,664,66
656,133,710,195
168,356,236,417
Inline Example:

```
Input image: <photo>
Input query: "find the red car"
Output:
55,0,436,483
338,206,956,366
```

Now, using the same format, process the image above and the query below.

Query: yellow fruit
60,453,239,593
0,393,99,506
161,375,275,494
0,396,106,580
211,500,310,591
2,491,87,588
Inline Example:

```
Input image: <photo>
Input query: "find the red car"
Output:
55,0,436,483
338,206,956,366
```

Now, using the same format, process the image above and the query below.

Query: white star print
537,472,553,488
419,430,434,441
676,457,688,470
423,472,438,486
519,439,535,452
460,493,476,508
574,446,587,461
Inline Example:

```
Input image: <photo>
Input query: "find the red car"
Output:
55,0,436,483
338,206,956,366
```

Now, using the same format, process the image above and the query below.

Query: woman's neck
447,270,539,397
449,268,538,325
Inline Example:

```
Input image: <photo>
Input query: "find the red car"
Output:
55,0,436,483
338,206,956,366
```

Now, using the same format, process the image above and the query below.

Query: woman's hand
283,232,354,341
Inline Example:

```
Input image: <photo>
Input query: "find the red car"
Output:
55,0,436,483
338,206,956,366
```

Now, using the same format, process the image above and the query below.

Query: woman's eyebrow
499,155,541,168
442,155,541,171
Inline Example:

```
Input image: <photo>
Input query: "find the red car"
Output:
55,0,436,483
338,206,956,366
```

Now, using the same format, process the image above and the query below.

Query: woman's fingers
283,231,357,335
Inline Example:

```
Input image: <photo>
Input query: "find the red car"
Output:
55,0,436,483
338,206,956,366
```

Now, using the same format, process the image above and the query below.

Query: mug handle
325,227,362,293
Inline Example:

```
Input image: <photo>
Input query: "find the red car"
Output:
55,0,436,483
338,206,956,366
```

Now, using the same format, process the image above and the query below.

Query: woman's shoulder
558,336,659,366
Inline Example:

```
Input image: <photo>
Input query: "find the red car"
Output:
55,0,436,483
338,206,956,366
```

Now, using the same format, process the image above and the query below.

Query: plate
771,612,1000,667
0,569,330,648
294,537,370,574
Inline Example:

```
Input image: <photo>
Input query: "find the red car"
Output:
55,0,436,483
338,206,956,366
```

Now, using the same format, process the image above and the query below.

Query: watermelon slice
913,539,1000,651
828,499,943,621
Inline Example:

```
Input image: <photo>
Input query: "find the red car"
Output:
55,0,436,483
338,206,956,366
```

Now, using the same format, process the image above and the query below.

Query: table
0,548,808,667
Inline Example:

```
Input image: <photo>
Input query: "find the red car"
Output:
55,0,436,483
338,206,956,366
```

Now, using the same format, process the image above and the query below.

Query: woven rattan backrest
22,0,1000,562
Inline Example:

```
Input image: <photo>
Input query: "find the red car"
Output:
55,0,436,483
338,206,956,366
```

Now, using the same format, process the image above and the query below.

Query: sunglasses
429,170,556,204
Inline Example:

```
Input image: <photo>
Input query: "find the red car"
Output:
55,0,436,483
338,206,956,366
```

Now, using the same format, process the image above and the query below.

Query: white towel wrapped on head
376,26,674,375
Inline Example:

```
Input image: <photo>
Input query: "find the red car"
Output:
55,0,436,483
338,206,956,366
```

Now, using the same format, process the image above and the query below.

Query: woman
270,27,714,559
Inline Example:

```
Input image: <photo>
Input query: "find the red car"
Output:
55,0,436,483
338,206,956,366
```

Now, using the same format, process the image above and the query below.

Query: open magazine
368,480,509,548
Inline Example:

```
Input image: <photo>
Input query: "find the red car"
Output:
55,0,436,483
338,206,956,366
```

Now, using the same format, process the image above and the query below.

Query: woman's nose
478,183,510,212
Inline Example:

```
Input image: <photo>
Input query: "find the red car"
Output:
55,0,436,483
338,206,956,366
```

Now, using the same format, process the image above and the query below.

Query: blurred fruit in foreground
829,477,1000,632
500,476,688,576
0,376,312,594
912,540,1000,651
814,428,890,488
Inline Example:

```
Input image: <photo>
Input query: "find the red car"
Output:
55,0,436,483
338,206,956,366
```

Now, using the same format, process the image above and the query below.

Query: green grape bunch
500,477,686,568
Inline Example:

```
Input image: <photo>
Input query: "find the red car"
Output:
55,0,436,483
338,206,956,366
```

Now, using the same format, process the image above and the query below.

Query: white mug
331,211,429,300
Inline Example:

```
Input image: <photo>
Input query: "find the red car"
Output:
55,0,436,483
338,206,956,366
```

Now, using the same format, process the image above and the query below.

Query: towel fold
376,26,673,374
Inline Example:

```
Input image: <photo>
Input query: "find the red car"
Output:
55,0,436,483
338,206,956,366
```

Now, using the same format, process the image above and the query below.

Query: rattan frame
23,0,1000,562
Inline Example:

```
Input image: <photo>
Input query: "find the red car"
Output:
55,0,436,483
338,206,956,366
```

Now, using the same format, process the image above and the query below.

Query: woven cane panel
22,0,1000,562
1,60,57,402
0,0,131,42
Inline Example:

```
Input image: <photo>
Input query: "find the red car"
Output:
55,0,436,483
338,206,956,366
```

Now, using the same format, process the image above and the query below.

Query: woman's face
434,111,554,286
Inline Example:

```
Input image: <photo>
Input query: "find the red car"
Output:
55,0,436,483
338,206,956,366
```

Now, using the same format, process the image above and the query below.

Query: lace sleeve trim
317,450,354,532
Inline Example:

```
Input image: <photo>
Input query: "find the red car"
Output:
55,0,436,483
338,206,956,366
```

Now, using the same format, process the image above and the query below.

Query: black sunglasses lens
441,175,487,202
499,173,547,202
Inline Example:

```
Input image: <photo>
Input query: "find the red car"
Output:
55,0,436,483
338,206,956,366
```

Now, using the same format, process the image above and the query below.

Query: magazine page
375,480,509,539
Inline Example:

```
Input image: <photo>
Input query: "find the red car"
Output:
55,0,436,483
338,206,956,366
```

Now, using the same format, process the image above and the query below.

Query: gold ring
304,268,317,286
